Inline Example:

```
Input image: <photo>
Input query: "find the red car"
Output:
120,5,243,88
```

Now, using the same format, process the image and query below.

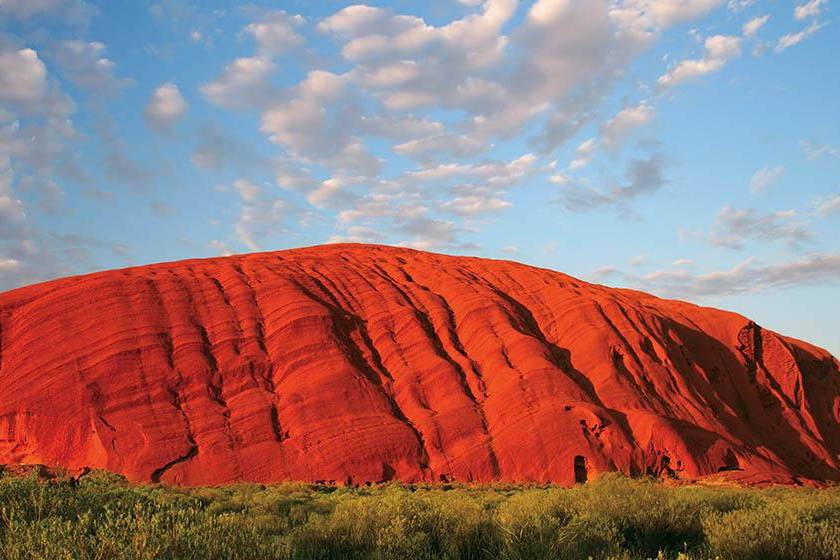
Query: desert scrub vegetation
0,471,837,560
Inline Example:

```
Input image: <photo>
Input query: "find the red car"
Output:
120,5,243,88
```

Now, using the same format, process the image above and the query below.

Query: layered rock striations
0,244,837,485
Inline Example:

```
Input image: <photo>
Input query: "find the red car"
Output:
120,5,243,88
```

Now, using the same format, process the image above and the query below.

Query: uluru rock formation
0,244,838,486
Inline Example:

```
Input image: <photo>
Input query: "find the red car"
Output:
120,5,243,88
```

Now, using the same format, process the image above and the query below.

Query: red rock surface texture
0,244,837,486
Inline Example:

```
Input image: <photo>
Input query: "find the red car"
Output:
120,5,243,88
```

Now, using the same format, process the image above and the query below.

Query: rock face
0,244,838,486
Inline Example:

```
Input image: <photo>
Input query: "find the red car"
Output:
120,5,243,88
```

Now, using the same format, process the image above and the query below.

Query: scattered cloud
749,165,785,193
776,21,825,51
336,191,426,224
148,0,197,21
612,0,726,29
657,35,741,89
306,177,358,210
200,56,276,109
630,252,840,297
590,265,620,282
245,10,305,56
393,133,488,161
0,0,95,26
549,171,571,185
0,168,94,286
1,0,836,309
743,14,770,37
190,123,265,172
403,153,538,188
0,48,49,110
398,216,462,250
0,40,102,289
233,178,260,202
707,205,811,249
258,70,380,177
327,225,387,244
812,193,840,216
439,184,511,216
600,102,655,149
559,152,667,213
231,178,288,250
801,139,840,160
272,158,318,192
187,0,762,251
208,239,233,256
794,0,828,20
144,82,186,131
52,40,130,94
319,0,516,114
569,138,597,170
103,150,152,187
727,0,755,13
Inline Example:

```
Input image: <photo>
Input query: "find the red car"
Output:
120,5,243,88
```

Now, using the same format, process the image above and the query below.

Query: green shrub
0,471,837,559
703,489,840,560
497,489,576,559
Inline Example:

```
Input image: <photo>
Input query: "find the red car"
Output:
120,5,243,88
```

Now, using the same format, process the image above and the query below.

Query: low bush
0,471,836,559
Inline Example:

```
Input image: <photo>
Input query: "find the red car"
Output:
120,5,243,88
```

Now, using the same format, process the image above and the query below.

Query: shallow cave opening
574,455,588,484
717,449,741,472
381,463,396,481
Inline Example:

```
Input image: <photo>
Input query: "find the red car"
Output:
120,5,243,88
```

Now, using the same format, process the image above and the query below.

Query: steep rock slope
0,244,837,485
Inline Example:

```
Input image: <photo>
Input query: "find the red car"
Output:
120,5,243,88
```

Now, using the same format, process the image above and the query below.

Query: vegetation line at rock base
0,471,838,560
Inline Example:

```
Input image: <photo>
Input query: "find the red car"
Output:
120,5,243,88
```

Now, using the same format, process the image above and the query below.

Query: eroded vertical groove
591,299,671,412
366,263,501,477
174,271,238,454
232,263,287,446
231,262,268,356
289,277,433,473
490,282,606,404
144,274,200,481
206,274,243,355
474,276,642,449
397,273,501,477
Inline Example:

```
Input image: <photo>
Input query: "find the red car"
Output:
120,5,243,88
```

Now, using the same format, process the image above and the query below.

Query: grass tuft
0,470,837,559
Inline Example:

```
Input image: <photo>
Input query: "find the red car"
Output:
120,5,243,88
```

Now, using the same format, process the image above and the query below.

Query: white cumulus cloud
245,10,305,56
200,56,275,109
144,82,186,131
0,48,48,108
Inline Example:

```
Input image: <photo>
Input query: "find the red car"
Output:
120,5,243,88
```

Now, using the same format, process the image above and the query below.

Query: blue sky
1,0,838,355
